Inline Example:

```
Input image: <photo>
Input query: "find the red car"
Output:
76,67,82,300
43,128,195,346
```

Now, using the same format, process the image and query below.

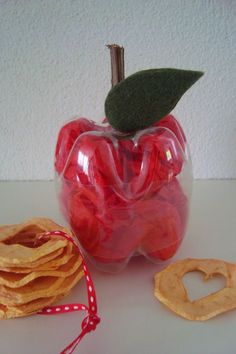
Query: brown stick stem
106,44,125,87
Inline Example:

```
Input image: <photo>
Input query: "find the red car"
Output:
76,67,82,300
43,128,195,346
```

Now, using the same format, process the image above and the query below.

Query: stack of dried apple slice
0,218,83,319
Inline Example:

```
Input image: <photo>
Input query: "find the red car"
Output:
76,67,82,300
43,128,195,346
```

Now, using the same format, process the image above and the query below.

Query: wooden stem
107,44,125,87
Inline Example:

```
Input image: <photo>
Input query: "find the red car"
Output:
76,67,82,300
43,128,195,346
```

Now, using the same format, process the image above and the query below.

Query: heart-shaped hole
183,271,226,301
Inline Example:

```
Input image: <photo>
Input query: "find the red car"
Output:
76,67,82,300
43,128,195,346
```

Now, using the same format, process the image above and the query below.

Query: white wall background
0,0,235,180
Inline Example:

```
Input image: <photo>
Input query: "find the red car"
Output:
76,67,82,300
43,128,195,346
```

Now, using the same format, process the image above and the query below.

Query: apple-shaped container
54,45,203,273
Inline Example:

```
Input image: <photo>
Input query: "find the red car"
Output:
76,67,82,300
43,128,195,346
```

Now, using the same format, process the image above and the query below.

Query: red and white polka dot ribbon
37,230,100,354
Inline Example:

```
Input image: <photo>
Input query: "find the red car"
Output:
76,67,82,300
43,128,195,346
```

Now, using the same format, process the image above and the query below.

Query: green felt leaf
105,68,204,133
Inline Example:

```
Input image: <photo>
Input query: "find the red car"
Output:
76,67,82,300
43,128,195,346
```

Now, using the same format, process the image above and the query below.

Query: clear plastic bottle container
55,114,192,272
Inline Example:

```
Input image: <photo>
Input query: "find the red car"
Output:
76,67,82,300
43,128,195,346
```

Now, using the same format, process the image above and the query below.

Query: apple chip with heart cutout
154,258,236,321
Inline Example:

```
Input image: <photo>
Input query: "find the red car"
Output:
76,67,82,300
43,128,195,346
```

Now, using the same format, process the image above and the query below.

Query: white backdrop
0,0,235,180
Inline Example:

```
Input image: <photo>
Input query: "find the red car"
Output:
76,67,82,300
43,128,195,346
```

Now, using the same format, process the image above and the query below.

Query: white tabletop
0,180,236,354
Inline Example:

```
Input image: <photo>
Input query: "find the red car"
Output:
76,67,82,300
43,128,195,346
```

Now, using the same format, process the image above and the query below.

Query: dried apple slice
154,258,236,321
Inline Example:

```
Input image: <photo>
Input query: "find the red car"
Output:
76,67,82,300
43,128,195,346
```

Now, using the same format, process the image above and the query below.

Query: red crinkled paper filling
55,115,189,264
